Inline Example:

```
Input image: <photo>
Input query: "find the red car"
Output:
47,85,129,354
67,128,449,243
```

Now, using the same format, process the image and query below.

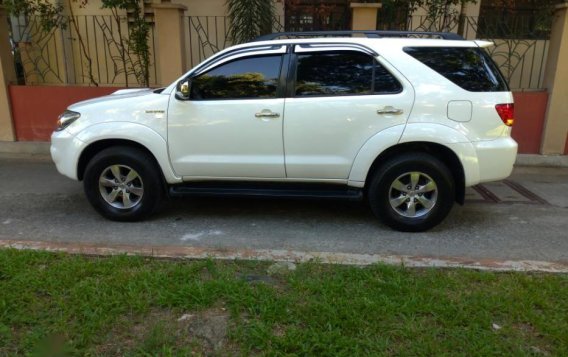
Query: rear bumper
473,137,518,184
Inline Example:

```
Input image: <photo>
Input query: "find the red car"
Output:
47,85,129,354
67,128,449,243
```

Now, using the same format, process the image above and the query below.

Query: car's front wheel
83,146,163,221
368,153,455,232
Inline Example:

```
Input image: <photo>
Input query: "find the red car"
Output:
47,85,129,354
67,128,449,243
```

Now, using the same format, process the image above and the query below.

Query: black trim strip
286,52,298,98
277,47,291,98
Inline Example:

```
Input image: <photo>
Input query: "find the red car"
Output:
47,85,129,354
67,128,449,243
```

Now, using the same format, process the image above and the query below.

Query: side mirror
175,79,191,100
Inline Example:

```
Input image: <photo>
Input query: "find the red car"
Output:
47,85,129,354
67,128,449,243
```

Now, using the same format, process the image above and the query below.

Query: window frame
289,46,403,98
191,45,287,77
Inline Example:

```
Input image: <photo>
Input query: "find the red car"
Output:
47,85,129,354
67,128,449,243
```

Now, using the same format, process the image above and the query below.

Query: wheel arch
81,142,166,221
364,142,467,205
78,139,157,181
74,122,182,185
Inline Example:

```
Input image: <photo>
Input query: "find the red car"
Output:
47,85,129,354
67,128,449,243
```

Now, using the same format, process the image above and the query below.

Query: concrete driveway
1,154,567,266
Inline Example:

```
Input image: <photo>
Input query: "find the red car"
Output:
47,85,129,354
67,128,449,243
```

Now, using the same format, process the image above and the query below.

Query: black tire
83,146,164,221
367,152,455,232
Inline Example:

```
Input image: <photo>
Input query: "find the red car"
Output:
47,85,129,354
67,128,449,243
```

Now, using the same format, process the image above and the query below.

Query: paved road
1,155,567,263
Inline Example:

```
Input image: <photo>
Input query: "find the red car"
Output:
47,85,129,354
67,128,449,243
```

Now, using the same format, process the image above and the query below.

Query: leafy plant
285,0,349,31
379,0,478,32
66,0,98,86
4,0,151,87
3,0,65,31
3,0,68,84
227,0,275,44
477,0,562,39
101,0,151,86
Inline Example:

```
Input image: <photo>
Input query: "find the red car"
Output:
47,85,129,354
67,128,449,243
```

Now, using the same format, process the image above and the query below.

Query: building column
152,2,187,86
458,1,481,39
350,3,382,31
0,7,17,141
541,2,568,155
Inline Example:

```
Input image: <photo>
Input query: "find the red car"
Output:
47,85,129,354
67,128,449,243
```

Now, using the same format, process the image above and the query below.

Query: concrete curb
1,141,567,167
516,154,568,168
1,239,567,273
0,141,50,155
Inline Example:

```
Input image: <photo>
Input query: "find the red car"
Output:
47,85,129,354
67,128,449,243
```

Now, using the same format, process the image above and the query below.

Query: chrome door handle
377,106,404,115
255,111,280,119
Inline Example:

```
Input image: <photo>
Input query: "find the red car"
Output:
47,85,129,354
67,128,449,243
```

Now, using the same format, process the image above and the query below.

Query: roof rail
253,30,464,42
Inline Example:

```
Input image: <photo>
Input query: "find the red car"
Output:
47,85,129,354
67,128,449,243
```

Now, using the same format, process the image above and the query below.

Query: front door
168,54,286,178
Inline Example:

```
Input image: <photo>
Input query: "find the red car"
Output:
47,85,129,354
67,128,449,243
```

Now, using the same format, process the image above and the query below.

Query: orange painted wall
511,91,548,154
9,85,120,141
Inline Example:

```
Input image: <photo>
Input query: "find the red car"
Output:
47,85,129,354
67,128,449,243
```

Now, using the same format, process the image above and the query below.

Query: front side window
295,51,402,96
190,55,282,100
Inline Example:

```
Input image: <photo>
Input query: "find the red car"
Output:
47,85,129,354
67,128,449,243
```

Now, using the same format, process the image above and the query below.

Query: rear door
283,45,415,179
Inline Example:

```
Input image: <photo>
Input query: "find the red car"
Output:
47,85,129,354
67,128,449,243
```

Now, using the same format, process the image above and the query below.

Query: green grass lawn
1,249,567,356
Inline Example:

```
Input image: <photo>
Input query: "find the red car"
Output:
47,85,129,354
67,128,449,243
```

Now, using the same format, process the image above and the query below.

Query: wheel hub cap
98,165,144,209
388,171,438,218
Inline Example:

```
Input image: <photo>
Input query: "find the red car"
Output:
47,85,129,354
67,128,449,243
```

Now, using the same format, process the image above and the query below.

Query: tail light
495,103,514,127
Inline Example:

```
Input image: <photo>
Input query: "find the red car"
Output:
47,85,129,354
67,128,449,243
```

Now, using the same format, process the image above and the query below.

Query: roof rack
253,30,464,42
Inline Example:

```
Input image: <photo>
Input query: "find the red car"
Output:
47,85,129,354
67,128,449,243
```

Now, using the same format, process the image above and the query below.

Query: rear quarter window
403,46,509,92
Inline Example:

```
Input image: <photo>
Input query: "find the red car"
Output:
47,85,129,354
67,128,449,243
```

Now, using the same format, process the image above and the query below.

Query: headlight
56,110,81,131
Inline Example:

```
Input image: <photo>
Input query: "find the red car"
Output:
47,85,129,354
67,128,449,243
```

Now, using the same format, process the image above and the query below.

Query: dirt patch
237,273,279,286
187,308,231,353
95,307,234,356
199,267,214,281
272,324,287,338
513,322,551,356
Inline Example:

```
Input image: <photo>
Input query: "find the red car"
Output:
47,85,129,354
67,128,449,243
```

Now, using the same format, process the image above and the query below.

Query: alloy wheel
98,165,144,209
388,171,438,218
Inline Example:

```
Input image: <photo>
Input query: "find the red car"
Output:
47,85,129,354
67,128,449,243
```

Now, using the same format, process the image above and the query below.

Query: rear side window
403,47,509,92
295,51,402,96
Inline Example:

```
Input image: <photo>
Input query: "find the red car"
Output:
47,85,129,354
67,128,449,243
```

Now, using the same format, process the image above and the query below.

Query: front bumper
50,129,85,181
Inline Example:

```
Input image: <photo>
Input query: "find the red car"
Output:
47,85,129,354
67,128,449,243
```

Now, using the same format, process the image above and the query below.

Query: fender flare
348,125,406,185
400,123,479,186
75,122,182,184
348,123,480,187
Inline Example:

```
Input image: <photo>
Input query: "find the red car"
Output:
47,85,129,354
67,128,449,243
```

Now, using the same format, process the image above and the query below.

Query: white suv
50,31,517,232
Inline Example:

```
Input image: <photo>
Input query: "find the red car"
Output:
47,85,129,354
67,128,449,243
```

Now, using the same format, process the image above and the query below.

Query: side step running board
169,185,363,200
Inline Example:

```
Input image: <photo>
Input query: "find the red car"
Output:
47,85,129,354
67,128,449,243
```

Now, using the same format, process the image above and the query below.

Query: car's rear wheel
368,153,455,232
83,146,163,221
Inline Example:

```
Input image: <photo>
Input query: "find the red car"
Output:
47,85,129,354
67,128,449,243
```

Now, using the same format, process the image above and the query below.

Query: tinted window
295,51,402,96
190,55,282,100
374,62,403,94
404,47,509,92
